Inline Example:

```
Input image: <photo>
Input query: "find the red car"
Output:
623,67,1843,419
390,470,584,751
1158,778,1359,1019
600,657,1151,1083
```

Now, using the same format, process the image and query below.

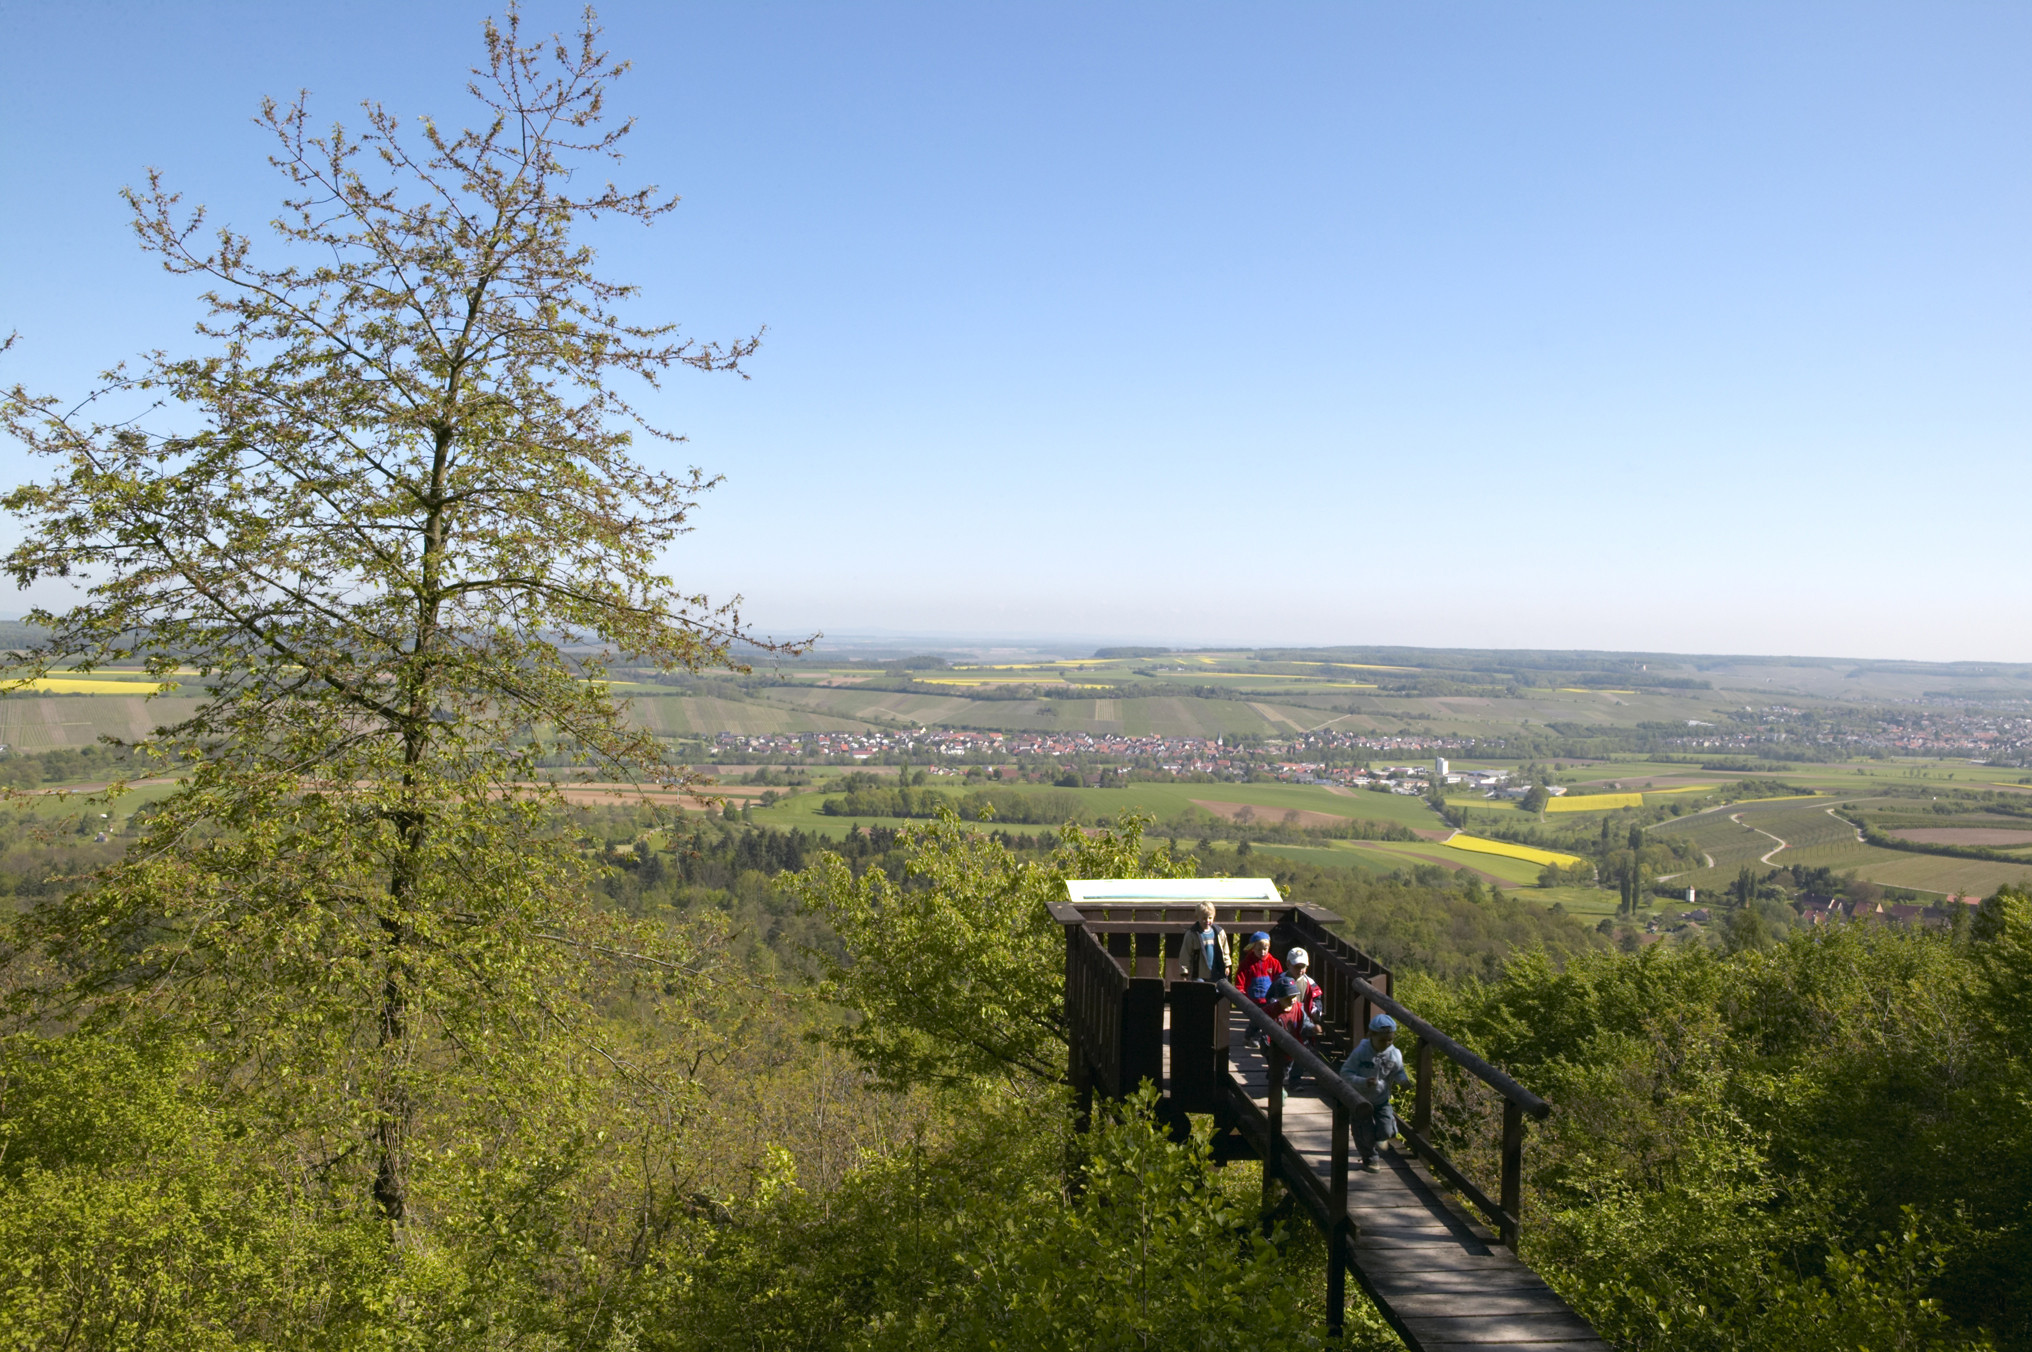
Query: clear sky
3,2,2028,660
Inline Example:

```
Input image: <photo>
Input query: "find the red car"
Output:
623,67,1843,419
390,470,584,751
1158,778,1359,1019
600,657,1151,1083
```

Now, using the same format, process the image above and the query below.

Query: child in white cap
1284,947,1322,1024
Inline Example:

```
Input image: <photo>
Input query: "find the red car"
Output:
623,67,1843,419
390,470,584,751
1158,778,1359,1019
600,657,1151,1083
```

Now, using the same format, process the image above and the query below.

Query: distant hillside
0,620,48,656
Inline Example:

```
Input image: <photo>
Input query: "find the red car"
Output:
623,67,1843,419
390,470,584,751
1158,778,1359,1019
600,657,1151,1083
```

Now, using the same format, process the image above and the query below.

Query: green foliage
821,783,1089,824
787,809,1192,1088
1408,913,2032,1348
1974,885,2032,1031
1267,858,1603,982
0,743,137,788
653,1086,1388,1352
1537,860,1595,888
0,1029,381,1349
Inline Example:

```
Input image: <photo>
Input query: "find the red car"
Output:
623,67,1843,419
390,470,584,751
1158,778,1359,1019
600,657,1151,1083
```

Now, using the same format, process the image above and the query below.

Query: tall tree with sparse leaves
1,5,783,1230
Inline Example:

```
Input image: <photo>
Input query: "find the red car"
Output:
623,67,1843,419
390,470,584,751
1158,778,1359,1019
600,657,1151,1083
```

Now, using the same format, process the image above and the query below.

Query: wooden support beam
1120,978,1165,1096
1500,1099,1525,1250
1413,1040,1433,1139
1264,1038,1287,1224
1329,1097,1350,1338
1168,980,1221,1113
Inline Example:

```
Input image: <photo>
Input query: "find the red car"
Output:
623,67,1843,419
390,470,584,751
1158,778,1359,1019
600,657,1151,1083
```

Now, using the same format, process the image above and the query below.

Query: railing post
1414,1040,1433,1139
1329,1097,1350,1338
1263,1038,1286,1223
1167,980,1219,1113
1070,1038,1091,1134
1121,978,1165,1097
1500,1098,1524,1250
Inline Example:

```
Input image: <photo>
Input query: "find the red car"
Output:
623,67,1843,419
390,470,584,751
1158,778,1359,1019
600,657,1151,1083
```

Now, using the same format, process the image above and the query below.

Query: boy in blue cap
1340,1013,1412,1170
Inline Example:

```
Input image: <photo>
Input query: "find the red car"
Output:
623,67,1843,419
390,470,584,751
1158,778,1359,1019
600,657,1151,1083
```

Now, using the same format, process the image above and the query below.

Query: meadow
0,695,205,751
743,777,1451,837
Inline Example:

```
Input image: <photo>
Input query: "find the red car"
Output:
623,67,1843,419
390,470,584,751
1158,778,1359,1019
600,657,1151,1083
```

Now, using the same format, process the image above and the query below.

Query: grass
1331,838,1547,886
627,694,875,737
0,695,206,751
1651,810,1775,875
4,776,185,826
1643,792,2032,897
1850,854,2032,896
1529,884,1625,921
1250,842,1399,875
742,778,1448,837
1744,804,1864,852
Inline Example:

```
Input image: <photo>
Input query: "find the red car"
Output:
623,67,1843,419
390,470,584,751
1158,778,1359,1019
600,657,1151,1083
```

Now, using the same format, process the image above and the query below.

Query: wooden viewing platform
1052,879,1605,1349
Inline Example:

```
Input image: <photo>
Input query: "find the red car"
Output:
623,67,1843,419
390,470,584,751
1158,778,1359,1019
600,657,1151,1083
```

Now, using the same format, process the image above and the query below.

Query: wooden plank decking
1222,1012,1605,1351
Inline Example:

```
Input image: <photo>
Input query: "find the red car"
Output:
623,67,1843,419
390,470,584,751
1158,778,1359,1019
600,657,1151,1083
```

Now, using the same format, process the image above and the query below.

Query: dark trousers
1353,1101,1398,1159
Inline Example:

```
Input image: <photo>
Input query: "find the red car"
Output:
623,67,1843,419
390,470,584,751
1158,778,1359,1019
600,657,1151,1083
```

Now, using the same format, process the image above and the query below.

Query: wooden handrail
1214,979,1374,1121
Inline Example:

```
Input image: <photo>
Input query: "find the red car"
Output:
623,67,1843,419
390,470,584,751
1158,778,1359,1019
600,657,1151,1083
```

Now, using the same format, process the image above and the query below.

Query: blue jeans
1353,1100,1397,1159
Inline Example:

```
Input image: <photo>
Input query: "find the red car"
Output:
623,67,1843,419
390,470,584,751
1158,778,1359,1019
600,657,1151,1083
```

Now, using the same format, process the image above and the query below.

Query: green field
4,776,184,825
1650,808,1783,886
1248,842,1398,875
627,694,876,736
0,696,205,751
1642,789,2032,896
744,779,1449,836
1848,853,2032,896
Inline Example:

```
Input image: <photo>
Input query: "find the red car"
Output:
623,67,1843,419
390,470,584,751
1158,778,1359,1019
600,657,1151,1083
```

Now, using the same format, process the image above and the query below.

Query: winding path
1730,811,1789,866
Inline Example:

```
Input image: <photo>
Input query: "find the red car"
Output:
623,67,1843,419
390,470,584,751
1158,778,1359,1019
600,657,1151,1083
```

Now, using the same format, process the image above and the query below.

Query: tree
2,7,778,1229
787,809,1193,1089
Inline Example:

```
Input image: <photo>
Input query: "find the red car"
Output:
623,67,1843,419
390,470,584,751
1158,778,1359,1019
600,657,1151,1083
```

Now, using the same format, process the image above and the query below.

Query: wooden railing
1345,971,1549,1247
1216,977,1369,1333
1053,893,1552,1252
1281,909,1550,1247
1062,920,1128,1098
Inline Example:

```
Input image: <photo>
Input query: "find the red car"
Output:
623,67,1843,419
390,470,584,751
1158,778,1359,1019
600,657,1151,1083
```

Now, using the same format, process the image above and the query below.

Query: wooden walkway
1056,885,1603,1346
1225,1013,1606,1351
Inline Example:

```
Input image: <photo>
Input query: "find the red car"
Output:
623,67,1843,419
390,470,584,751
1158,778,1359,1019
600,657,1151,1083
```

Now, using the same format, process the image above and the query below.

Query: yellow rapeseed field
1445,833,1585,869
1546,792,1643,813
11,677,170,694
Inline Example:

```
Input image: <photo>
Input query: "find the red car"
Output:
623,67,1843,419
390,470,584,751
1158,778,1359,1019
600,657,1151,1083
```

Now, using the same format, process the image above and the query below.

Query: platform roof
1062,877,1285,906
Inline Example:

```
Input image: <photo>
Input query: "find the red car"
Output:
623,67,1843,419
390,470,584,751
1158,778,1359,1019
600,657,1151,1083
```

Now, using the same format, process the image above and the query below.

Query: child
1340,1013,1412,1170
1284,946,1322,1024
1176,900,1231,983
1234,932,1283,1046
1268,975,1320,1090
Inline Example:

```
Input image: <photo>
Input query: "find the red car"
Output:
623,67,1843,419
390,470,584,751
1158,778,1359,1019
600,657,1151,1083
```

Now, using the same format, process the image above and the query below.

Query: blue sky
3,2,2028,659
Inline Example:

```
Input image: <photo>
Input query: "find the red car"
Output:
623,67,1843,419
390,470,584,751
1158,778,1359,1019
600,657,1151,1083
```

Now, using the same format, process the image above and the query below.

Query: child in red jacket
1235,931,1283,1046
